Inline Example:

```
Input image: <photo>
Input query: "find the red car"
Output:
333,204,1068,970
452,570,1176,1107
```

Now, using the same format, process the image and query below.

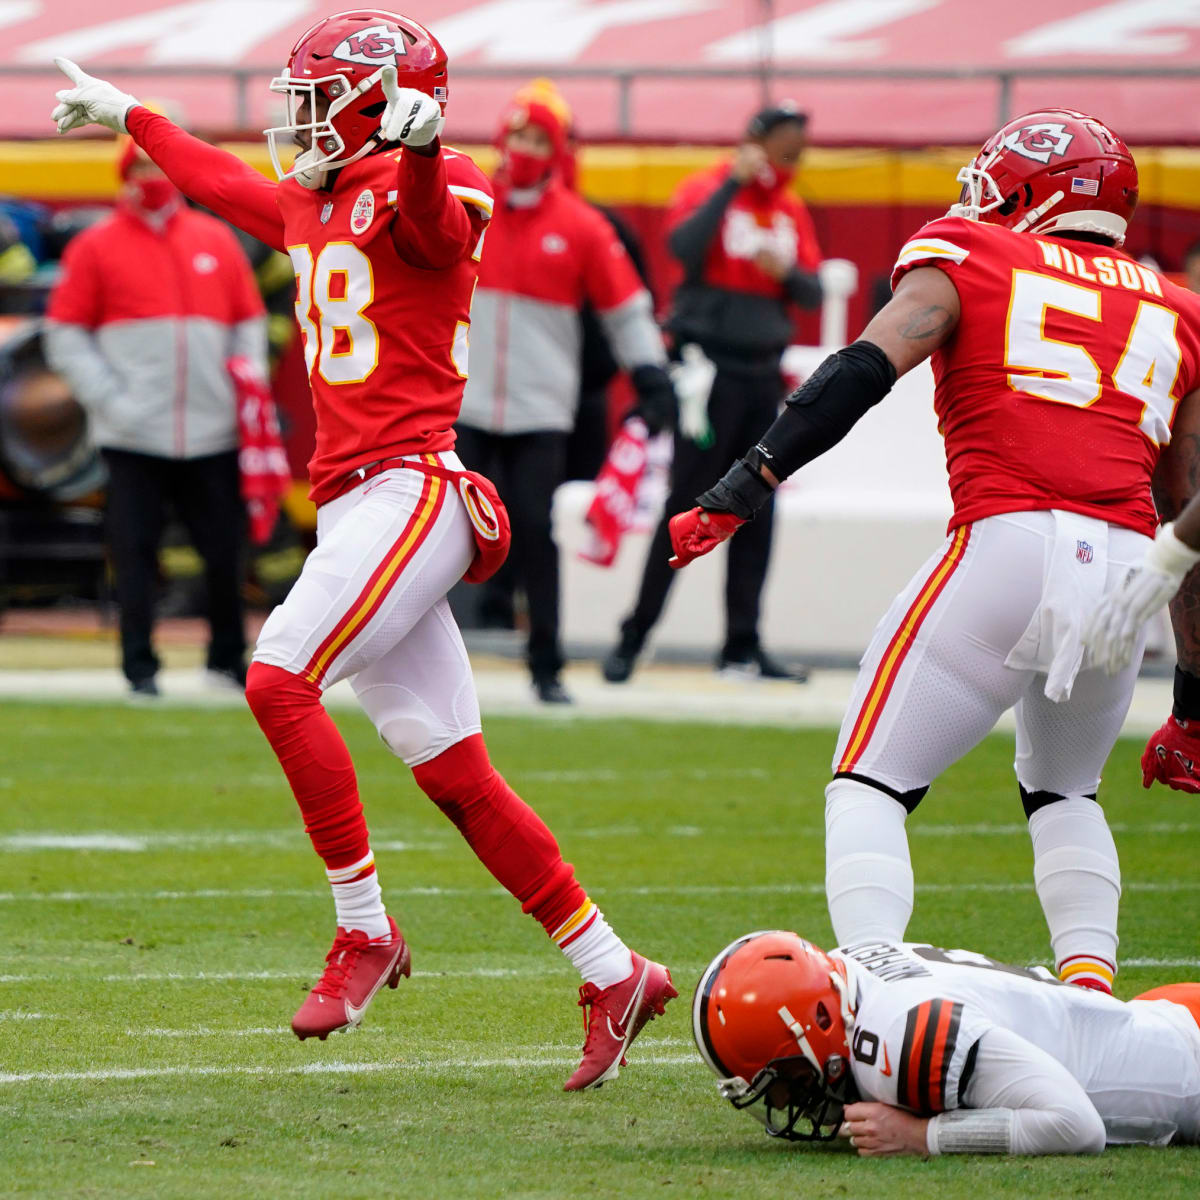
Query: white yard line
0,1052,698,1086
2,955,1196,990
3,819,1198,855
0,965,574,984
130,1026,314,1038
3,878,1200,904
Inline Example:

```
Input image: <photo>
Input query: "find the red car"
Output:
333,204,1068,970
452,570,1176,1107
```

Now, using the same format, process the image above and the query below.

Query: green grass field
1,701,1198,1198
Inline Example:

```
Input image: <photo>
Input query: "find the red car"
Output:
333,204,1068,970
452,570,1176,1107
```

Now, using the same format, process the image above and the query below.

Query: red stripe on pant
302,472,440,687
837,525,971,774
412,733,586,938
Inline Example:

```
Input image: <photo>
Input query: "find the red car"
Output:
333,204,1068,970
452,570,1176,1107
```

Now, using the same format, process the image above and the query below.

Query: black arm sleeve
782,266,823,309
667,177,740,276
1173,666,1200,719
695,340,897,519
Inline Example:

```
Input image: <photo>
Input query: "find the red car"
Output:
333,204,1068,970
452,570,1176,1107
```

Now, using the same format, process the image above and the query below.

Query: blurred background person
603,103,822,685
43,139,267,697
1184,239,1200,295
456,83,675,704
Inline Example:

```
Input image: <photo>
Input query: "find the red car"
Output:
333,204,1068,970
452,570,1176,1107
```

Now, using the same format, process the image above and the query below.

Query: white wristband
1148,522,1200,578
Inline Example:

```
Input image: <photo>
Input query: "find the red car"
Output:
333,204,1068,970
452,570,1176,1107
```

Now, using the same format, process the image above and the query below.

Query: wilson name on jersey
892,217,1200,538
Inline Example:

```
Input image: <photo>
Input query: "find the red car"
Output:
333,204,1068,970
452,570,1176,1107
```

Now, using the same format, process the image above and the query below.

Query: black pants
454,426,567,680
620,366,782,661
102,447,246,684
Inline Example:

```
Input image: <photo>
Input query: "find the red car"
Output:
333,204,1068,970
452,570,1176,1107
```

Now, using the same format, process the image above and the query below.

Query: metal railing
8,63,1199,136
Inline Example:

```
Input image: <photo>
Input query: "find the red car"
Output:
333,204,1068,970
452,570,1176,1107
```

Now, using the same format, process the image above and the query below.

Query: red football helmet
692,931,858,1141
950,108,1138,244
266,9,448,185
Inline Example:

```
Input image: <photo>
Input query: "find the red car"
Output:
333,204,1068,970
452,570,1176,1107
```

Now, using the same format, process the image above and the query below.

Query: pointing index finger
54,56,87,85
380,64,398,101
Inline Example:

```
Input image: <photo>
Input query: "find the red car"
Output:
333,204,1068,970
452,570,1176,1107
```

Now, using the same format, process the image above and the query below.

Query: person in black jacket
604,104,822,683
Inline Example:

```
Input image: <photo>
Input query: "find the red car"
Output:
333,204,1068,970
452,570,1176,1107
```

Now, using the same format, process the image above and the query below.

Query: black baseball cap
746,101,808,139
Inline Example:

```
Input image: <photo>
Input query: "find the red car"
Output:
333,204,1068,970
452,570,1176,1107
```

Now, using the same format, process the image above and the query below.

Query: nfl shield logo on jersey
1076,540,1094,564
319,201,333,225
350,190,375,235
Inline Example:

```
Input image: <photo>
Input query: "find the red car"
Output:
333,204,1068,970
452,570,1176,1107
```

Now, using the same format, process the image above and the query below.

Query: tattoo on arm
899,305,955,342
1170,570,1200,675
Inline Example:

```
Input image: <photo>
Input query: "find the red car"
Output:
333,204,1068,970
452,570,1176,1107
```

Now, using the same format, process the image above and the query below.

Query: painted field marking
3,878,1200,905
3,819,1198,854
0,965,577,984
0,1052,699,1086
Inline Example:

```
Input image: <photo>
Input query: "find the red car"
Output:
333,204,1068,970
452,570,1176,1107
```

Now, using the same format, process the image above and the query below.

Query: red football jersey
126,108,492,505
666,160,822,299
278,148,491,501
892,217,1200,536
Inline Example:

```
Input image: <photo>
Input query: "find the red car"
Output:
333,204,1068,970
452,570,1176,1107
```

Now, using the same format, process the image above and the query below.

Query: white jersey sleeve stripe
449,185,494,219
894,237,969,270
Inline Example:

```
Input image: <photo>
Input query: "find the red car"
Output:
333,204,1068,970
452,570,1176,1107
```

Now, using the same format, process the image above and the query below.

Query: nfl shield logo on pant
1076,540,1094,564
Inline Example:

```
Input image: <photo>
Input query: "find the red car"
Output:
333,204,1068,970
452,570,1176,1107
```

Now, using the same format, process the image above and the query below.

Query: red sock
412,734,586,936
245,661,370,871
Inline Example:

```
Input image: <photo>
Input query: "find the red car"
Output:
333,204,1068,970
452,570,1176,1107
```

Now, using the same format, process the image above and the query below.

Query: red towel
230,355,290,546
579,418,649,568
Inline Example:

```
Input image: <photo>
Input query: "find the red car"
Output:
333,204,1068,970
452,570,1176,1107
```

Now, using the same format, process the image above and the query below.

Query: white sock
553,899,633,989
825,776,914,946
327,852,390,940
1028,796,1120,986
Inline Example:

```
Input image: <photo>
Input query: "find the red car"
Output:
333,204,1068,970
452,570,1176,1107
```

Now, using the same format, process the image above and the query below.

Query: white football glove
379,65,444,148
670,344,716,448
1085,522,1200,676
51,57,140,135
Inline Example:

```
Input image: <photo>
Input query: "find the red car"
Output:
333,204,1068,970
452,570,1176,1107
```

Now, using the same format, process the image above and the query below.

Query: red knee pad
413,734,586,933
246,660,318,718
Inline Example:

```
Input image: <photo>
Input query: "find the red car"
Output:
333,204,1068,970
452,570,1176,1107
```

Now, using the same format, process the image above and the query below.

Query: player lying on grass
668,108,1200,996
694,931,1200,1156
49,10,675,1091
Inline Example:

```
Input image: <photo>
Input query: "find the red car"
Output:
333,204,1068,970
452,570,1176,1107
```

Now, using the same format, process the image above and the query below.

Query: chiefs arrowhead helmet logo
1001,122,1075,165
332,25,407,67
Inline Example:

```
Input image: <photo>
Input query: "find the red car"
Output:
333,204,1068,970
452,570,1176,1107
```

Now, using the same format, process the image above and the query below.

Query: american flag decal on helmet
1077,540,1094,564
434,86,448,102
1071,177,1101,196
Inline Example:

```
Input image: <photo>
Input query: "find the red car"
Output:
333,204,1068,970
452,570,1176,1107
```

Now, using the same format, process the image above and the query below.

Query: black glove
629,364,676,436
696,455,774,520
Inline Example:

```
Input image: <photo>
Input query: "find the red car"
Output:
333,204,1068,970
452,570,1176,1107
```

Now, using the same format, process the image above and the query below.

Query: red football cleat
563,952,677,1091
291,916,411,1040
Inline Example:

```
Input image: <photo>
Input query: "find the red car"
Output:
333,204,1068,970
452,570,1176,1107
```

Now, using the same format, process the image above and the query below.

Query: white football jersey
834,941,1200,1144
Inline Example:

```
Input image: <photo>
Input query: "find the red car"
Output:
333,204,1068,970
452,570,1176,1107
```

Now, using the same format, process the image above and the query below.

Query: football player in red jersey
51,10,675,1091
669,109,1200,995
693,931,1200,1156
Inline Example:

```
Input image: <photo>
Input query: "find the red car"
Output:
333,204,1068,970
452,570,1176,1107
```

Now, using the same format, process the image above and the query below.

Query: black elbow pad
751,340,897,482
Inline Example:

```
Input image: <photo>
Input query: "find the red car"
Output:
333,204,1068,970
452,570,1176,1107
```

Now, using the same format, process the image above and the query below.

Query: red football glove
1141,715,1200,793
668,507,745,569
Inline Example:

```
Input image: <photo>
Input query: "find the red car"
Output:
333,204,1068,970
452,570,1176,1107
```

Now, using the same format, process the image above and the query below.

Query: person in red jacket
45,139,267,697
603,104,823,685
50,10,675,1091
455,86,674,703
